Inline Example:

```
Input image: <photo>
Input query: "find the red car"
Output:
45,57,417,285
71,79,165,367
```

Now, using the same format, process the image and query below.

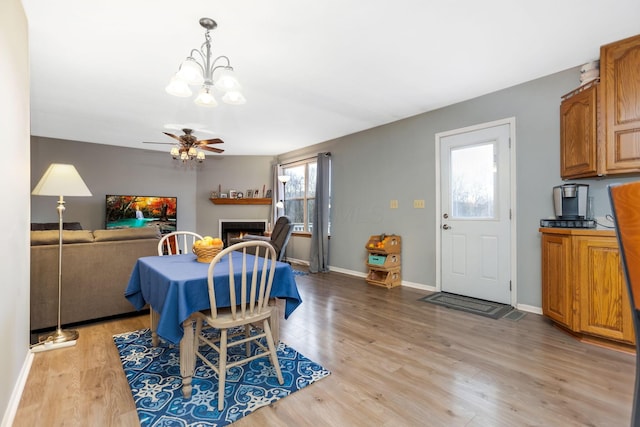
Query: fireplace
219,219,268,247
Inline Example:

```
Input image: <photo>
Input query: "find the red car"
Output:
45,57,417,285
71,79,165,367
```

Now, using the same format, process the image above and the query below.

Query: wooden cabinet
559,33,640,178
601,33,640,174
541,233,574,328
575,236,634,343
540,228,635,348
560,82,601,179
365,234,401,288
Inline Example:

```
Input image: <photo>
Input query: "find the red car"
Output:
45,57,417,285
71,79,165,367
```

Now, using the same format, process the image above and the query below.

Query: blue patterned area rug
113,328,330,427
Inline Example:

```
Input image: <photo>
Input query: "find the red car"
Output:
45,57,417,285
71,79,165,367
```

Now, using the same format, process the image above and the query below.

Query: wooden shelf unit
365,234,402,289
210,198,272,205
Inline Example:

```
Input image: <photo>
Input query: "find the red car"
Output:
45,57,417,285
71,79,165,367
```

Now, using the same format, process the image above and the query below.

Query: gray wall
279,66,638,308
1,0,30,423
31,138,200,233
195,155,276,237
29,65,640,314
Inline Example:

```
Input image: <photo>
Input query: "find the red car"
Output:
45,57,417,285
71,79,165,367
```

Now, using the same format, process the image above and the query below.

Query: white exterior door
438,121,512,304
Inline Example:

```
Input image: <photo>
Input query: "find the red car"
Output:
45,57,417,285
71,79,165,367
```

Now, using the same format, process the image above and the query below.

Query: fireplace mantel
210,198,271,205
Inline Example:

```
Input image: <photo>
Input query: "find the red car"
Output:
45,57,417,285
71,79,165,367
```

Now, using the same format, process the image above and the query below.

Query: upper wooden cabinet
560,33,640,178
601,33,640,174
560,82,601,179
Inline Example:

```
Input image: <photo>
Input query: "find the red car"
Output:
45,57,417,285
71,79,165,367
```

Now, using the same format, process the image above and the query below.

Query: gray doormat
419,292,513,319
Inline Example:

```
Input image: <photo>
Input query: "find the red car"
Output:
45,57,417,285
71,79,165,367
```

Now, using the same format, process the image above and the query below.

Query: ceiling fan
143,128,224,161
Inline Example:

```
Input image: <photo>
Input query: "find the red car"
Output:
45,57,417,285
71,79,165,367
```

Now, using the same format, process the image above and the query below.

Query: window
282,160,316,233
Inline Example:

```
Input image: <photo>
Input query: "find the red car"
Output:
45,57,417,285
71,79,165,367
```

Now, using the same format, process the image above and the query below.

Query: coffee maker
553,183,589,219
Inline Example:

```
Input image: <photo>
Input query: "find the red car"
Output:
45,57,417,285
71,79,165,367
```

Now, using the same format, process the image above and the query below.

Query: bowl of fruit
192,236,224,263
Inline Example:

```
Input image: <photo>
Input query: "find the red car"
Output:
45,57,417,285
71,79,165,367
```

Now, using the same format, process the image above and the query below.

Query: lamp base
39,328,79,344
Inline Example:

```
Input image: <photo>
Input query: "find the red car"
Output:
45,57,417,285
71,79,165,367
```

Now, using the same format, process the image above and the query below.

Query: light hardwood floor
14,270,635,426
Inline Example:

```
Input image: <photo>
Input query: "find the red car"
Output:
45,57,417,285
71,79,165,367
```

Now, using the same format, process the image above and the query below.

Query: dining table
124,251,303,398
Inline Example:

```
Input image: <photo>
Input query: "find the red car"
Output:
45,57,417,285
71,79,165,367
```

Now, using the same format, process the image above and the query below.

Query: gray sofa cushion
93,227,160,242
30,230,94,245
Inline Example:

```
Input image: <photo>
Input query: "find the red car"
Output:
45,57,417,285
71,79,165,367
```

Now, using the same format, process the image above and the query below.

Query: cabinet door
601,34,640,174
541,233,574,328
560,84,599,179
576,236,634,343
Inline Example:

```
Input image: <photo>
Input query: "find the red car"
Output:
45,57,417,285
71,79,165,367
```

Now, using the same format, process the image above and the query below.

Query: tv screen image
105,195,177,234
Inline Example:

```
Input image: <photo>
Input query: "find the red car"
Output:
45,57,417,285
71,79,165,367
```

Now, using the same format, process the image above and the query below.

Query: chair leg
244,324,251,357
194,317,203,353
218,329,228,412
262,319,284,384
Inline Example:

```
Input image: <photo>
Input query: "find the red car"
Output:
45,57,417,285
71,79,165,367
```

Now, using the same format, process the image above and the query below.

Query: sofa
229,216,293,261
30,227,160,331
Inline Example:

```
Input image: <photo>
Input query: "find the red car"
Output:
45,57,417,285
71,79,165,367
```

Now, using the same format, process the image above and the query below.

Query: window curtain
309,152,331,273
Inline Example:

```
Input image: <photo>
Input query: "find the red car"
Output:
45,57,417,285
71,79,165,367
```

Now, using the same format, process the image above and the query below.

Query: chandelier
166,18,246,107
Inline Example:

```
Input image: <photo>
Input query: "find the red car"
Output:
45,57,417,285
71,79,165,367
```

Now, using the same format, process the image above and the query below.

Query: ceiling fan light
180,151,188,161
194,86,218,107
188,147,197,157
170,147,180,158
222,90,246,105
214,68,242,92
176,58,203,85
196,151,206,161
165,75,192,97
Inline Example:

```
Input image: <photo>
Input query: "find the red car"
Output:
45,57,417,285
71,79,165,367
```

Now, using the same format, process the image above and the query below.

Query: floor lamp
277,174,290,215
31,164,92,351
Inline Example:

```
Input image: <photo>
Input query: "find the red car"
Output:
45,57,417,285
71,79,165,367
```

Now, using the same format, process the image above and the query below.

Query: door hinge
509,280,512,291
509,209,512,219
509,137,511,149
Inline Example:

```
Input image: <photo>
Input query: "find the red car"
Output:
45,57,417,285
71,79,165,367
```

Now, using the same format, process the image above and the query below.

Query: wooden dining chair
609,181,640,427
191,240,284,411
151,231,204,345
158,231,204,256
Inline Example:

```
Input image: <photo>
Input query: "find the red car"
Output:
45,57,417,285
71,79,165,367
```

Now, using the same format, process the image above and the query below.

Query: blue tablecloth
125,252,302,344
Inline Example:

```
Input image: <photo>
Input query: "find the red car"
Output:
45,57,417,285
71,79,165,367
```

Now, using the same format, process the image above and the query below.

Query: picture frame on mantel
253,189,260,198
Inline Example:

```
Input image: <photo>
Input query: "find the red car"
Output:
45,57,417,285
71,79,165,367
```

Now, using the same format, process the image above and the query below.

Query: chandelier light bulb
194,86,218,107
214,68,242,92
176,58,203,85
165,76,192,97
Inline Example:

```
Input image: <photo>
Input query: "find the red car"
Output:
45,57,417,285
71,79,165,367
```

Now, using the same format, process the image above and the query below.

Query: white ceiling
22,0,640,156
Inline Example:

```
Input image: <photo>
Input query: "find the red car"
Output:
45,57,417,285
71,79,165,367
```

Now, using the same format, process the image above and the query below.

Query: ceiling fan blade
197,138,224,145
201,146,225,154
143,141,175,145
162,132,183,142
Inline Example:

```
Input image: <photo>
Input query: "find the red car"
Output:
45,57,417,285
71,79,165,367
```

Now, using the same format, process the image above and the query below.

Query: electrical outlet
390,199,398,209
413,199,425,209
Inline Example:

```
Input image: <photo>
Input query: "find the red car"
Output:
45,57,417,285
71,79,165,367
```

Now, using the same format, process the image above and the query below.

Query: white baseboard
516,303,542,315
292,261,540,313
2,350,33,427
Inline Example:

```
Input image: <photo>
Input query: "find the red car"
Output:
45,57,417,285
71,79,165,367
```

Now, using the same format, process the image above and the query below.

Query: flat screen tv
105,195,177,234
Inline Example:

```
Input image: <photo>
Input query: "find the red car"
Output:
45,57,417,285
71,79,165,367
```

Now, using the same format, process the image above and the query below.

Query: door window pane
450,143,496,219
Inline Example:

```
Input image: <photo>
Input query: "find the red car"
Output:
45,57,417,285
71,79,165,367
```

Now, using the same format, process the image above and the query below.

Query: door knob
442,224,451,230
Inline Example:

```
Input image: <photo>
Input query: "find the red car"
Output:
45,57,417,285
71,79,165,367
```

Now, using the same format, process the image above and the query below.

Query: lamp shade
32,164,92,197
278,175,290,184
